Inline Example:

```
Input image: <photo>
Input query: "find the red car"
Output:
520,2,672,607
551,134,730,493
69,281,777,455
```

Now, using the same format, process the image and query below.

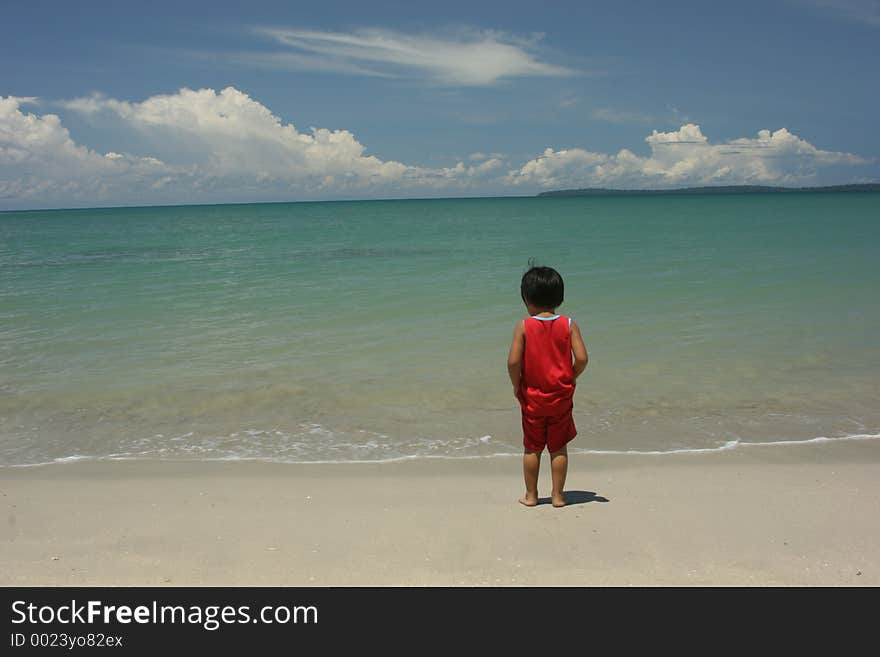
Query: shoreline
3,439,879,586
4,432,878,469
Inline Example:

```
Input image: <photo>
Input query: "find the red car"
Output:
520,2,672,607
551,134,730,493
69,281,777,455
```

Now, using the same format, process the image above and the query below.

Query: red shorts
521,410,577,453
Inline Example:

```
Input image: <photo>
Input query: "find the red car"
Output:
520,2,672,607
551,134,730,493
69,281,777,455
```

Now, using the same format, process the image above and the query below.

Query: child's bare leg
549,446,568,507
519,449,540,506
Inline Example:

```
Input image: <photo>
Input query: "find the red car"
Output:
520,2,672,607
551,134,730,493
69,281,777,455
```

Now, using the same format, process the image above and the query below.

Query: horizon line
1,182,878,214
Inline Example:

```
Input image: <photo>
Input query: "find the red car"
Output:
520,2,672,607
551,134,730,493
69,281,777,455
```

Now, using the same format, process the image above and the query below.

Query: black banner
0,587,870,652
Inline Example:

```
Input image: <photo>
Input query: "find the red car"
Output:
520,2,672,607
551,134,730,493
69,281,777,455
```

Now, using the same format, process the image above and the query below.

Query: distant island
537,183,880,197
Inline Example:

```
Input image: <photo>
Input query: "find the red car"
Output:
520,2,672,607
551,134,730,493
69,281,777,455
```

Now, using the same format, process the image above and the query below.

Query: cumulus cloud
2,87,501,208
0,96,166,204
506,123,869,189
250,27,576,85
0,89,873,209
60,87,407,182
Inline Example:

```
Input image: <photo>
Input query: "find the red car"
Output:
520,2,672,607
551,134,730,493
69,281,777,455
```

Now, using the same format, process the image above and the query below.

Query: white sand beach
3,439,879,586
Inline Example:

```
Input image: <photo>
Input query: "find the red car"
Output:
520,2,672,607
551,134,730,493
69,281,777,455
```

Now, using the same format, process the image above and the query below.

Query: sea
1,193,878,466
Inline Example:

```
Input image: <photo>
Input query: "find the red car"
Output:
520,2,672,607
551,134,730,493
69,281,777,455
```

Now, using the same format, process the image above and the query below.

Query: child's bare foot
551,493,566,508
518,494,538,507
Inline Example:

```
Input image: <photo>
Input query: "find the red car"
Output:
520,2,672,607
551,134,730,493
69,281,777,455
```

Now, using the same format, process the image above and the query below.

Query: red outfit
519,314,577,452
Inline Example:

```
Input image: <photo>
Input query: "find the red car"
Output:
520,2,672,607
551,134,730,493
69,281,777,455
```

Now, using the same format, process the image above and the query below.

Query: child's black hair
520,259,564,309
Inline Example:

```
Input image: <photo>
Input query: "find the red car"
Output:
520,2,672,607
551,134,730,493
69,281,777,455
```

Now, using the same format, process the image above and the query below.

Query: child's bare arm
507,321,525,396
571,320,588,379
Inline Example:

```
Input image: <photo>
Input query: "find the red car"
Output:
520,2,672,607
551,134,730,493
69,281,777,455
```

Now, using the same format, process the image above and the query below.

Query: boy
507,264,588,508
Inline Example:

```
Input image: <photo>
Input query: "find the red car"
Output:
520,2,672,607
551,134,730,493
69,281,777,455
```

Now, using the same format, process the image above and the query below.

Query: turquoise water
1,193,879,465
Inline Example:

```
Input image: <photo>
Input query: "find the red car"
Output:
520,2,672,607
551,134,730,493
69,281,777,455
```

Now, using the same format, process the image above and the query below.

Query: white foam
576,433,880,456
583,439,742,456
2,430,878,468
52,455,94,463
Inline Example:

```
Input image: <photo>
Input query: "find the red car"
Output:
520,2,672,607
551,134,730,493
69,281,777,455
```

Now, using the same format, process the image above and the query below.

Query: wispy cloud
791,0,880,26
469,152,506,161
227,51,400,78
248,27,577,85
591,107,656,125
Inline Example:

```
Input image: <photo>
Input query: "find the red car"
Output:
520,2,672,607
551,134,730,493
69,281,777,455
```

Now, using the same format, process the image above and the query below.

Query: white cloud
644,124,709,145
2,88,502,208
468,158,504,174
0,90,873,209
506,123,869,189
252,27,576,85
61,87,394,180
0,96,165,204
468,152,506,162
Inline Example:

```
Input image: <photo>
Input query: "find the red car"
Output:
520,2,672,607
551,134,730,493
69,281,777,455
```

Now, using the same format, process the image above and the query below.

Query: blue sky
2,0,878,209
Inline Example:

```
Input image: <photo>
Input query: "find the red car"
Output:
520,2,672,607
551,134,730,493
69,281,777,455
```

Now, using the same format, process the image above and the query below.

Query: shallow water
1,193,878,464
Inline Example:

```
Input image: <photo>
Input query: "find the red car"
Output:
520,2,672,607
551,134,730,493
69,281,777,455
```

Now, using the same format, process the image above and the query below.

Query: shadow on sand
536,490,609,507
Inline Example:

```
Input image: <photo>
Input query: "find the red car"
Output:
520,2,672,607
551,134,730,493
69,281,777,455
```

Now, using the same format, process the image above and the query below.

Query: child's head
520,261,564,312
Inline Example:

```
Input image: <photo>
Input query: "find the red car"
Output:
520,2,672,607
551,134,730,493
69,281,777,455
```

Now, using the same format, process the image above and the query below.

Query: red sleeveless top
519,315,575,417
